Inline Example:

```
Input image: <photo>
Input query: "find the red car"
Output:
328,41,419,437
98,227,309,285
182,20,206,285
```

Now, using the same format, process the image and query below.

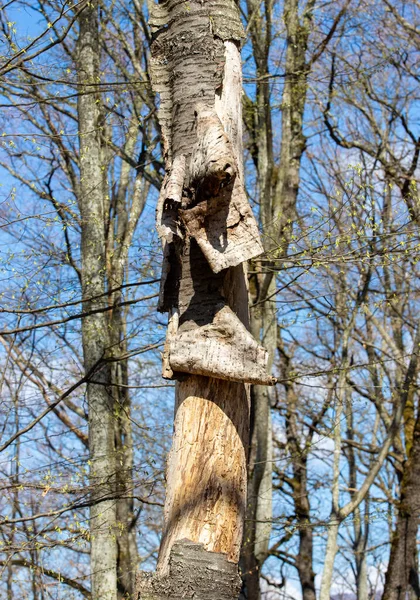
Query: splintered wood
151,0,275,386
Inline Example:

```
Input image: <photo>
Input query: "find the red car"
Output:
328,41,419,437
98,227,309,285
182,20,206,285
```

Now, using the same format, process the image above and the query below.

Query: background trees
0,1,419,599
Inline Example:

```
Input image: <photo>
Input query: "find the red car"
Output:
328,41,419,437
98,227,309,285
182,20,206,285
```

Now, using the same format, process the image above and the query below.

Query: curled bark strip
156,155,185,242
169,306,277,386
165,154,186,204
157,240,182,313
189,104,236,193
156,156,186,312
180,178,264,273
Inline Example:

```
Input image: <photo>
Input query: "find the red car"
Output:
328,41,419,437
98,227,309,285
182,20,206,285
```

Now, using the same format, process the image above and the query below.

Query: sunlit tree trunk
77,3,117,598
137,0,274,597
241,0,313,597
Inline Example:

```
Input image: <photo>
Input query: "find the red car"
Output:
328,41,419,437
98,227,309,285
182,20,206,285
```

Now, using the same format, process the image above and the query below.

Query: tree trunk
283,348,316,600
345,391,369,600
241,297,276,600
241,0,312,595
291,454,316,600
77,3,117,598
112,321,138,599
137,1,273,597
383,413,420,600
320,323,420,600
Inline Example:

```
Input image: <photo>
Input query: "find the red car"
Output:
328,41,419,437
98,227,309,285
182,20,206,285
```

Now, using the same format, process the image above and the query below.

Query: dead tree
136,0,274,597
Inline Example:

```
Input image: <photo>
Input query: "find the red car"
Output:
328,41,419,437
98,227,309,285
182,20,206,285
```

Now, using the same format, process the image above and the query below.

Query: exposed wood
157,374,249,573
140,2,274,595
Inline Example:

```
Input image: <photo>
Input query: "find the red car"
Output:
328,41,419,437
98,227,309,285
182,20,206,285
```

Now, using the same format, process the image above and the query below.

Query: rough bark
112,315,138,599
383,412,420,600
137,1,271,597
152,1,269,384
286,385,316,600
77,3,117,598
240,297,276,600
137,541,242,599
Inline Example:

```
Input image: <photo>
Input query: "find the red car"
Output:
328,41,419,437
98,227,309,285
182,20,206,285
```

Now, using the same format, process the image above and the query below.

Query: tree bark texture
112,316,138,599
240,300,275,600
137,1,273,598
77,3,117,598
137,540,242,599
383,412,420,600
105,102,148,600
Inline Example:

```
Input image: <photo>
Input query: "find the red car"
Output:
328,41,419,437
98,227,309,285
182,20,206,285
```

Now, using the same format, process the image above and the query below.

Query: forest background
0,0,419,599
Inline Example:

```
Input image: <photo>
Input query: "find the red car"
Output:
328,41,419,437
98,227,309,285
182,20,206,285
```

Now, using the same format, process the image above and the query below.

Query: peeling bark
151,0,271,385
169,304,276,385
138,1,269,597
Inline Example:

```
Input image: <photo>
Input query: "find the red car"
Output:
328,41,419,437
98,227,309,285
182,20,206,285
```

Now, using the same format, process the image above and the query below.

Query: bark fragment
151,1,269,383
161,308,179,380
169,305,276,385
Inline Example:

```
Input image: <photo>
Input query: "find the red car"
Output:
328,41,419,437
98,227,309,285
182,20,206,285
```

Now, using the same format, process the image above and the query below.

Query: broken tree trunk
137,1,274,598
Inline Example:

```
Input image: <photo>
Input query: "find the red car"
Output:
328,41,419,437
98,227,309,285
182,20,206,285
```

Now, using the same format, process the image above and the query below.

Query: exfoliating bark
138,2,274,598
150,0,272,386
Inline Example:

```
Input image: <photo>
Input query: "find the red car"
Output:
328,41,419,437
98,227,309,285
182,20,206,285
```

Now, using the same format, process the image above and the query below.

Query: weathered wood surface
157,374,250,571
170,305,276,385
